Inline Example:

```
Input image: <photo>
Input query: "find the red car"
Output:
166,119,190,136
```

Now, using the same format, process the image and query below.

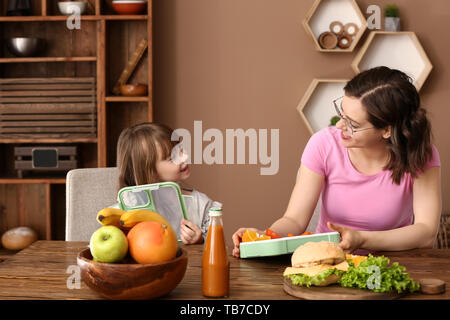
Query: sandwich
283,241,349,287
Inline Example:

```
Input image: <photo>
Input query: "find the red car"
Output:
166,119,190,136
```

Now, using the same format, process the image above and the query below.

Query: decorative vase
385,17,401,32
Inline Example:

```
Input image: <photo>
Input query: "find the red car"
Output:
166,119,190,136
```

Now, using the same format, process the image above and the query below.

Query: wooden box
0,77,97,140
14,146,77,178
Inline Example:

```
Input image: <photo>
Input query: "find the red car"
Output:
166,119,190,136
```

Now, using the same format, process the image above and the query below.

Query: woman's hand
327,221,365,253
231,227,264,258
180,219,203,244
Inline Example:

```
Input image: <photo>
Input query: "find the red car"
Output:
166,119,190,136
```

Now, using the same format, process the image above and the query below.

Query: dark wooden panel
0,84,94,90
0,90,96,97
106,20,148,96
14,160,77,170
0,96,94,103
1,127,95,133
0,103,95,113
0,77,96,139
14,146,77,156
106,102,148,166
1,120,94,127
1,114,96,120
0,77,95,84
0,133,96,140
50,185,66,240
0,184,49,240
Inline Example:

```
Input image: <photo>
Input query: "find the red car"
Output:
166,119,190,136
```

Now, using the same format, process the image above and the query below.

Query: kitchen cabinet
0,0,153,240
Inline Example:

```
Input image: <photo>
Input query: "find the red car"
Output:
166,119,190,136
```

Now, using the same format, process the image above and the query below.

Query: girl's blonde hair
116,122,178,189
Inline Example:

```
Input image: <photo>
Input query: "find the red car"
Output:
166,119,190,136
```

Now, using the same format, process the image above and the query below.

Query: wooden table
0,241,449,300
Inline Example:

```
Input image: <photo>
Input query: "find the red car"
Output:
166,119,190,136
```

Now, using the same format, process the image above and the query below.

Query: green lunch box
117,182,195,241
239,231,340,258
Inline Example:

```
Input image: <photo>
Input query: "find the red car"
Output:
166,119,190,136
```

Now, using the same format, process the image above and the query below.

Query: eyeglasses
333,96,374,135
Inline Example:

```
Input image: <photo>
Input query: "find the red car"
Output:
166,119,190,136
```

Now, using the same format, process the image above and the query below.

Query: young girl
232,66,442,256
113,122,219,244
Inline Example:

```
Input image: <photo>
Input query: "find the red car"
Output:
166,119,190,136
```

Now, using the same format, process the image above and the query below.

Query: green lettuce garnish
285,268,345,287
339,254,420,293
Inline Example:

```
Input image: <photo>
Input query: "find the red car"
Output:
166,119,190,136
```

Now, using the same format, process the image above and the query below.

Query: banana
96,208,126,228
119,209,170,229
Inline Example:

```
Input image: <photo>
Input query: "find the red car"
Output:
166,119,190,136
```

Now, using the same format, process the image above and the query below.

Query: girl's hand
180,219,203,244
327,221,365,253
231,227,264,258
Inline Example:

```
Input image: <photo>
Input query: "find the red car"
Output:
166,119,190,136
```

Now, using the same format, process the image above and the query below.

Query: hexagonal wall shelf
303,0,367,52
297,79,349,135
352,31,433,91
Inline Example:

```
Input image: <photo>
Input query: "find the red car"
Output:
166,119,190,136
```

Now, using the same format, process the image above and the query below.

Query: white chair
65,167,119,241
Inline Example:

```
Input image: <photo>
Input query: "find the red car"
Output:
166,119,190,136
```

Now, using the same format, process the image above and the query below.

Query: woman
232,66,442,257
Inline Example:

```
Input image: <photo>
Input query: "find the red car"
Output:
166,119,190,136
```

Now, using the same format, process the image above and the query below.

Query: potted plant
384,4,401,32
330,116,340,126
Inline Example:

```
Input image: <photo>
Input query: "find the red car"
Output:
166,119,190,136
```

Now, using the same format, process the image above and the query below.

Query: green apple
89,226,128,263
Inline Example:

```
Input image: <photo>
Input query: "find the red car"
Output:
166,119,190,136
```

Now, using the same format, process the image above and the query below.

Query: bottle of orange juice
202,206,229,298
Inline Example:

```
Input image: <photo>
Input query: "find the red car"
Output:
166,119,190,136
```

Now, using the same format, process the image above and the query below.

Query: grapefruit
127,221,178,264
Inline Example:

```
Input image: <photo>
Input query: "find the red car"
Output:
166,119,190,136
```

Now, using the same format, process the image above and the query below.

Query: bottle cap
209,206,222,216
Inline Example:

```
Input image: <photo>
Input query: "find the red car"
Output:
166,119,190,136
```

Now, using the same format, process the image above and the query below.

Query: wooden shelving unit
105,96,150,102
303,0,367,52
297,78,349,135
0,0,153,241
0,15,148,21
351,31,433,91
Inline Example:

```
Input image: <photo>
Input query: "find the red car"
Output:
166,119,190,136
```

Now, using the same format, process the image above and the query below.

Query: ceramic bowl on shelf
57,1,88,15
120,83,148,96
77,247,187,300
112,0,147,15
6,37,45,57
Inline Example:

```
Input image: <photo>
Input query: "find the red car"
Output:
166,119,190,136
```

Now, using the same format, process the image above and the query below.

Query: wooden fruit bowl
77,247,188,299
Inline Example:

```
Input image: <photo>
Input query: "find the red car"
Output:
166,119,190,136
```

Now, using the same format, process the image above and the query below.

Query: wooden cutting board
283,278,405,300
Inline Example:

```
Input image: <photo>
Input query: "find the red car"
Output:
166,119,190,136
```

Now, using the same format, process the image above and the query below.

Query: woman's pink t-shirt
301,126,440,234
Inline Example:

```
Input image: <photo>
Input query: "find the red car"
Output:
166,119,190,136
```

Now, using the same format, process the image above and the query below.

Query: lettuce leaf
284,268,344,287
338,254,420,293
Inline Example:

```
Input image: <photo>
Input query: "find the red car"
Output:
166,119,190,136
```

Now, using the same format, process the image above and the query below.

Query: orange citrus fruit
346,254,368,267
241,229,271,242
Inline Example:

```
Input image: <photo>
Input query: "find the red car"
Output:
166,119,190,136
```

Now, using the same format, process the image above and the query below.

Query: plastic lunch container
117,181,193,241
239,231,341,258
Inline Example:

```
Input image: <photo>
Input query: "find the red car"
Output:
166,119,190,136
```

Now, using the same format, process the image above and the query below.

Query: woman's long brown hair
116,122,178,189
344,66,433,185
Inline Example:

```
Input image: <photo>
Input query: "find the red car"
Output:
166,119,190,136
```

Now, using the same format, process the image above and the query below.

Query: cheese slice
283,264,334,277
334,260,349,271
283,261,349,277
